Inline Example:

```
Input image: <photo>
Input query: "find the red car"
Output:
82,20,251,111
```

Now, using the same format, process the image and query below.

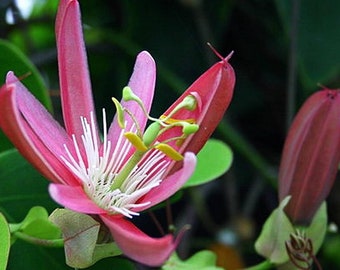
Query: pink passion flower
0,0,235,266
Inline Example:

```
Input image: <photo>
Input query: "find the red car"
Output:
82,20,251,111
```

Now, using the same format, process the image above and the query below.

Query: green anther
162,94,198,122
182,123,199,135
182,95,198,111
143,122,161,147
123,86,142,104
122,86,152,123
112,97,125,128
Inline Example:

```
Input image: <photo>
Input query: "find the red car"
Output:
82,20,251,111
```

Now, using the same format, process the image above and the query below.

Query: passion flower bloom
279,88,340,225
0,0,235,266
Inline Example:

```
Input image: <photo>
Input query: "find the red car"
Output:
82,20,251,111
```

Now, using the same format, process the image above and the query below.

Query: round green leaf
11,206,61,240
22,219,61,240
163,251,223,270
20,206,49,229
0,212,10,270
183,139,233,188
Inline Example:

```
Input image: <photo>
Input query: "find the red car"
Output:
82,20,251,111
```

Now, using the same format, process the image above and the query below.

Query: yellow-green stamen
61,86,201,219
155,143,184,161
124,132,148,152
112,97,125,129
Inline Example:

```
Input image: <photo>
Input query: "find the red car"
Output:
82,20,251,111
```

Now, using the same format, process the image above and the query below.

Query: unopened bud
279,88,340,225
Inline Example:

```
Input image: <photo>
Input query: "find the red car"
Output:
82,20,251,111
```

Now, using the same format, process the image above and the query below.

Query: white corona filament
61,110,169,218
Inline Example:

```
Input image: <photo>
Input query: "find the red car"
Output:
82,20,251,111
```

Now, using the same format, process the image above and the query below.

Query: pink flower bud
279,88,340,225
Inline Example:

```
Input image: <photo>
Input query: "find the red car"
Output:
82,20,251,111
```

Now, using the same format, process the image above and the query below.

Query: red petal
0,73,78,185
279,89,340,224
159,55,235,156
157,55,235,177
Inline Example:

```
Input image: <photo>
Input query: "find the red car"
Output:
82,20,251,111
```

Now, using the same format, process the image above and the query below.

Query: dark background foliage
0,0,339,269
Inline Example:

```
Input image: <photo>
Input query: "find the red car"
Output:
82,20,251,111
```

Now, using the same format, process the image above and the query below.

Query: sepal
49,208,122,268
255,197,327,265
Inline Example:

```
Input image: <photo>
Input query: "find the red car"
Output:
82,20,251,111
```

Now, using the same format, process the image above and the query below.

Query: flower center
61,87,200,218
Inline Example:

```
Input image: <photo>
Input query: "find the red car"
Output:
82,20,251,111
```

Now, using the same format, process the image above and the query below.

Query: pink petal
106,51,156,160
125,51,155,131
136,152,196,211
49,184,106,214
0,73,78,186
56,0,96,141
100,215,175,266
55,0,68,35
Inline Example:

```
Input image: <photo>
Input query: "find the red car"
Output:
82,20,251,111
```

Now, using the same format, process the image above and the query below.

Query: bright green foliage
12,206,61,242
0,212,10,270
183,139,233,188
162,250,223,270
49,209,122,269
0,40,52,152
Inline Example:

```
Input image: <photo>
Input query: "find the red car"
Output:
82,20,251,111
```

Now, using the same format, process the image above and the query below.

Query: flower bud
279,88,340,225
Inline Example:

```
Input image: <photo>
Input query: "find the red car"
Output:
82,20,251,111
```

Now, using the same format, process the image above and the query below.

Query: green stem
243,260,273,270
13,231,64,248
110,150,145,190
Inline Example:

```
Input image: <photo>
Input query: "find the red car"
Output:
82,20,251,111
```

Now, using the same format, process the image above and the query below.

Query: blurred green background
0,0,339,269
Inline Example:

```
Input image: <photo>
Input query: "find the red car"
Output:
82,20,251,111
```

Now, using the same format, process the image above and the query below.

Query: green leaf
20,206,49,228
10,206,61,241
255,196,294,264
18,206,61,240
0,149,58,222
0,212,10,270
49,209,122,269
7,239,132,270
162,251,223,270
183,139,233,188
22,219,61,240
0,39,52,152
89,257,135,270
275,0,340,91
7,242,66,270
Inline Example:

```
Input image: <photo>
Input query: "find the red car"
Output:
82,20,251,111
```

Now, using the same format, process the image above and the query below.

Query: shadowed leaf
49,209,122,268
